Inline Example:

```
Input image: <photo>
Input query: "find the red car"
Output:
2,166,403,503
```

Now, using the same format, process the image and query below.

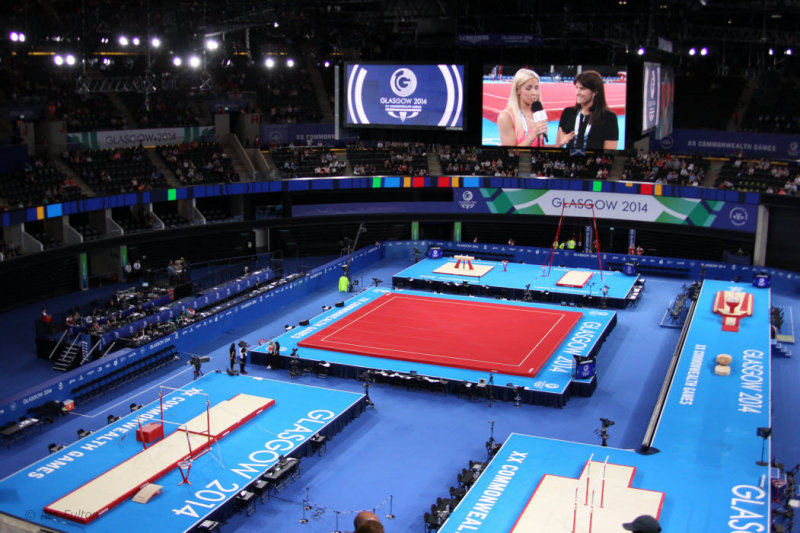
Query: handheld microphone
531,101,549,143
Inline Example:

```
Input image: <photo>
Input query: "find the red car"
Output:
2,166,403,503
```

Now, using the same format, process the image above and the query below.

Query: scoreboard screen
345,63,465,130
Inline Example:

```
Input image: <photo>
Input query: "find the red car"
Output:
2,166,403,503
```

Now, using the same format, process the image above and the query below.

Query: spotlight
151,37,161,48
323,60,330,67
637,47,645,55
102,57,112,66
264,57,275,68
53,55,64,66
688,47,696,56
9,32,19,42
65,54,76,66
273,21,280,28
188,55,201,68
769,48,775,56
700,47,708,56
205,39,219,51
132,36,141,46
286,58,295,67
785,48,793,56
118,35,129,47
172,56,182,67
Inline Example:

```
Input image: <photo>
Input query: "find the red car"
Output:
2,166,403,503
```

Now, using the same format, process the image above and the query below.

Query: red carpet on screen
298,293,583,377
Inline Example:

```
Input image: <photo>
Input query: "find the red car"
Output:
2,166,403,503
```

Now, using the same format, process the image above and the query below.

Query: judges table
261,457,300,495
1,418,40,447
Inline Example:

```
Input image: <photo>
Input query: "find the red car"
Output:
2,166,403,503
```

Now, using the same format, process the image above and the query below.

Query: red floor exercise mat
298,293,582,377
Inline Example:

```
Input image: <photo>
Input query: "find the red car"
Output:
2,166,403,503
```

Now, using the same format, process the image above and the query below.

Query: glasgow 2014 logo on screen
347,64,464,128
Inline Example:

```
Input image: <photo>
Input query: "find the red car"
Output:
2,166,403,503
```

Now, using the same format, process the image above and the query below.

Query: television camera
594,417,615,447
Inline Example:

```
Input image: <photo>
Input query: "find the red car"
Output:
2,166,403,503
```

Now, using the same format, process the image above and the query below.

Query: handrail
82,338,103,365
47,329,69,360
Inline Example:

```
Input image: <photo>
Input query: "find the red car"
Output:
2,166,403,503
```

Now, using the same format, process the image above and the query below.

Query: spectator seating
346,142,429,176
715,156,798,194
0,158,84,210
64,147,165,195
269,147,346,178
70,346,180,405
153,206,191,228
622,152,707,186
439,145,519,176
161,142,237,185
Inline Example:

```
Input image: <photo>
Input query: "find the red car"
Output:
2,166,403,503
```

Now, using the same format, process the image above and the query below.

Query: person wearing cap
622,514,661,533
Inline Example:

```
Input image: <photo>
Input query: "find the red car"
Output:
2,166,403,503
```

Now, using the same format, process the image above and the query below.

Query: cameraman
238,341,249,375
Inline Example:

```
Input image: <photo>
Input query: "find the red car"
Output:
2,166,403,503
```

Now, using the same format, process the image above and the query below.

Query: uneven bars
600,456,609,508
585,453,594,505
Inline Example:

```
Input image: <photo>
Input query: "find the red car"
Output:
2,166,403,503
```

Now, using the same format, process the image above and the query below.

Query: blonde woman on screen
497,68,548,147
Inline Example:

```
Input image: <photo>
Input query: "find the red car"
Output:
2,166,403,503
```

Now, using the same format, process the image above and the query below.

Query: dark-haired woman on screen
497,68,548,147
556,70,618,152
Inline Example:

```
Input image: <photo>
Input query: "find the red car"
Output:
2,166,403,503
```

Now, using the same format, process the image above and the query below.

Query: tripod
522,284,533,302
362,372,375,408
487,372,495,407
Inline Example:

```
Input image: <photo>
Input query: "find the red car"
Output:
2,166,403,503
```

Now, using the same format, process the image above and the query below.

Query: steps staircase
772,340,792,358
52,339,88,372
518,150,532,175
427,151,442,175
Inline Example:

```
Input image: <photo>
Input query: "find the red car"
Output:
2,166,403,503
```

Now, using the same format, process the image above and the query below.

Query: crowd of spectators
63,145,167,194
438,146,519,176
0,157,84,211
621,151,706,186
716,154,800,195
530,151,611,180
270,147,347,178
162,142,237,185
346,142,429,176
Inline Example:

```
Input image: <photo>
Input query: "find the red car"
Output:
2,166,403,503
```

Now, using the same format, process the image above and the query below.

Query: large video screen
642,62,661,134
656,65,674,141
481,64,627,150
345,63,465,130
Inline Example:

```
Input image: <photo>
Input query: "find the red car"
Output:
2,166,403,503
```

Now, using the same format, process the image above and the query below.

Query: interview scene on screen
481,64,627,150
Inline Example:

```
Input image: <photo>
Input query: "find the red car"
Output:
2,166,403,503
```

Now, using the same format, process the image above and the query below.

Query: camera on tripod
595,417,614,447
189,355,210,379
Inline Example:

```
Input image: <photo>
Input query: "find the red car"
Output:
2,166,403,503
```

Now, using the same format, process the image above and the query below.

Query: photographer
238,341,249,375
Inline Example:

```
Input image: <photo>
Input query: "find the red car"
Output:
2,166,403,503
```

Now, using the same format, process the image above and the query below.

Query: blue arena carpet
0,255,798,532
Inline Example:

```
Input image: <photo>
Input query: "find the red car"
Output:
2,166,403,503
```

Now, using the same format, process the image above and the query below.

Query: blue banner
294,188,758,232
0,105,43,121
654,129,800,160
260,124,358,146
